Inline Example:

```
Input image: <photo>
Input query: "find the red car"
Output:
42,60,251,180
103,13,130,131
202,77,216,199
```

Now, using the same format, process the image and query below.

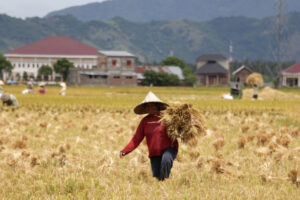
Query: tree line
1,53,296,85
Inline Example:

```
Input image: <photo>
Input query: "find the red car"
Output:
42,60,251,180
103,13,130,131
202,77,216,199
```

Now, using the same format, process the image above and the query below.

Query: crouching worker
0,93,19,106
120,91,178,181
0,80,4,93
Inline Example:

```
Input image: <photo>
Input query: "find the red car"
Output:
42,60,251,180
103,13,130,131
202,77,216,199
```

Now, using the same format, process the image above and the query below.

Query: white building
4,36,99,81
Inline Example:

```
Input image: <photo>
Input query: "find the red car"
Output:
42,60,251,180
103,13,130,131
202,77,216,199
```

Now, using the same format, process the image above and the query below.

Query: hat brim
60,82,66,87
134,102,169,114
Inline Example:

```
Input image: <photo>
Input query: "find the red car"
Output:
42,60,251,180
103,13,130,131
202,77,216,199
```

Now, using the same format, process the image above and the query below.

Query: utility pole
169,44,174,57
272,0,288,76
229,40,233,62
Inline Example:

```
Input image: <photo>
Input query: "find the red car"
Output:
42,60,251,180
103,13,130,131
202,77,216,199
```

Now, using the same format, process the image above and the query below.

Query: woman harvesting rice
0,93,19,106
120,91,178,181
0,80,4,93
246,73,264,100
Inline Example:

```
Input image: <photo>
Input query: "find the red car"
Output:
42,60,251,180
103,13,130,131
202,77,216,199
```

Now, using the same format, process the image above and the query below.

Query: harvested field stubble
0,86,299,199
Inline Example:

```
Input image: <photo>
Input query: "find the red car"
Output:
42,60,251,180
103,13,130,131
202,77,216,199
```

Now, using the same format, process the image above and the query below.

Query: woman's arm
120,118,145,156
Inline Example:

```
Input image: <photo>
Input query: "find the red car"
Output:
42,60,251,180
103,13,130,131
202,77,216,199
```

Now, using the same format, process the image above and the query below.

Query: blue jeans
150,147,178,181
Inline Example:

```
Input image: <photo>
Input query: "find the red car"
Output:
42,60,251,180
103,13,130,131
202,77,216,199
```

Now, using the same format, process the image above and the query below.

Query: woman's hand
120,151,126,158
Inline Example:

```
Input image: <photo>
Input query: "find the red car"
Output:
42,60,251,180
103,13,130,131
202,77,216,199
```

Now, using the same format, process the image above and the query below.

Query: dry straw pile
247,73,264,87
242,86,300,100
160,103,206,143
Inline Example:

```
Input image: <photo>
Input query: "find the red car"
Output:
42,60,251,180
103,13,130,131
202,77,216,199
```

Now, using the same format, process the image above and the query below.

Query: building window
208,60,216,64
113,76,120,79
112,60,117,66
127,60,132,67
126,76,132,79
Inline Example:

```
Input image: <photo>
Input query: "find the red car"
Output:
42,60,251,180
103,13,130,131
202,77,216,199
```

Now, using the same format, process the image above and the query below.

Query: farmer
0,80,4,93
38,82,46,94
27,78,34,93
0,93,19,106
120,91,178,181
59,82,67,96
253,84,258,99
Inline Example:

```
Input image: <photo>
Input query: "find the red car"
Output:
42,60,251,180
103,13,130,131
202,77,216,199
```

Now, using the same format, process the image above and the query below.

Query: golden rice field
0,85,299,200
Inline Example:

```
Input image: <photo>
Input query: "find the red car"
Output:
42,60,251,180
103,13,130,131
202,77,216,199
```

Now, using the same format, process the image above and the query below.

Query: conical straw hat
134,91,168,114
0,93,10,101
0,80,4,86
38,82,45,86
60,82,66,88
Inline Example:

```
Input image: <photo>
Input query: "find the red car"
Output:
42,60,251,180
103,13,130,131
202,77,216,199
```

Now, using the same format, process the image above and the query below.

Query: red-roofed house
4,36,99,81
280,62,300,87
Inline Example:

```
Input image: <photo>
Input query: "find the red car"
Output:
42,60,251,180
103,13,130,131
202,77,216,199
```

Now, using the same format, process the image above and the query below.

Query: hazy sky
1,0,106,19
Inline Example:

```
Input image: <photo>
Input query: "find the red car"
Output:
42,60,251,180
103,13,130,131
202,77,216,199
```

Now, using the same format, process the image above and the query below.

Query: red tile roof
6,36,99,56
282,62,300,73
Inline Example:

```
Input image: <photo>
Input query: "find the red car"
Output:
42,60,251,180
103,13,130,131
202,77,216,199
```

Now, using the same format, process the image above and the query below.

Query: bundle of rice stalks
160,104,206,143
246,73,264,87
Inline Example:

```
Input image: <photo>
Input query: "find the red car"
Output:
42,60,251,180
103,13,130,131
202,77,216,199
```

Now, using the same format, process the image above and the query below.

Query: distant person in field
235,77,240,89
253,84,258,100
38,82,46,94
27,78,34,93
0,93,19,107
120,91,179,181
0,80,4,93
59,82,67,96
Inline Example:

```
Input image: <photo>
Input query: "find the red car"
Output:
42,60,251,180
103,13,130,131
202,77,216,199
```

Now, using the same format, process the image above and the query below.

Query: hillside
46,0,300,22
1,13,300,64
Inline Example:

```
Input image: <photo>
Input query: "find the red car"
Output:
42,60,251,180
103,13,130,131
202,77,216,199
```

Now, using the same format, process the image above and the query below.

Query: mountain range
46,0,300,22
1,12,300,64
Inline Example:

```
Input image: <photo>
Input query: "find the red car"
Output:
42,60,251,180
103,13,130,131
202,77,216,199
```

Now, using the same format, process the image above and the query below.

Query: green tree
38,65,53,80
0,54,13,79
23,71,28,81
161,57,185,69
161,57,197,86
143,70,180,86
53,58,74,81
182,67,197,86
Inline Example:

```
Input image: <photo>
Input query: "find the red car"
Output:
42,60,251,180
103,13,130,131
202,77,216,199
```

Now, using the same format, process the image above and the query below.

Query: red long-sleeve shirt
121,114,178,157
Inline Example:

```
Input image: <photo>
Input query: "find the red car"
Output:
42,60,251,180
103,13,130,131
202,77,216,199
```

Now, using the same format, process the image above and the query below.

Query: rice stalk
246,73,264,87
160,104,206,143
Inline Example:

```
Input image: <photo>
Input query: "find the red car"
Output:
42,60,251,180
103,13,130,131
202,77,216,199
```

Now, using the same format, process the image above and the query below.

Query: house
4,36,99,81
280,62,300,87
232,65,252,84
4,36,138,86
195,54,229,86
68,51,137,86
99,51,137,86
135,66,184,85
